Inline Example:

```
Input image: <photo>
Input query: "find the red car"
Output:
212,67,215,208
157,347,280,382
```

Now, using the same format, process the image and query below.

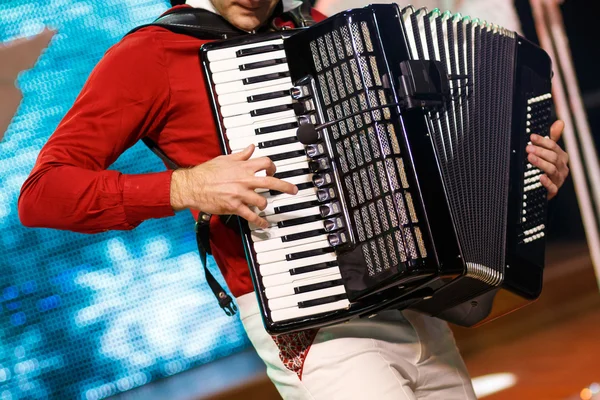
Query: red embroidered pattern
272,328,319,379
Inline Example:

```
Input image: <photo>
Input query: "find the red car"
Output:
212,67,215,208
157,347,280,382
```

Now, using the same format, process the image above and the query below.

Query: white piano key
206,38,284,62
259,253,337,276
228,128,298,151
258,186,316,204
221,96,292,118
252,220,324,242
215,76,292,96
268,286,347,311
218,82,292,107
274,161,309,173
254,193,317,217
209,50,287,73
225,117,297,140
257,205,320,228
253,232,328,253
270,299,350,322
262,265,340,287
264,272,342,299
256,238,330,265
247,141,305,159
224,109,295,129
212,63,289,85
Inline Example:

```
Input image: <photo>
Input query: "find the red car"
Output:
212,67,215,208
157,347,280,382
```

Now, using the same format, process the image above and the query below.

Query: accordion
200,4,554,334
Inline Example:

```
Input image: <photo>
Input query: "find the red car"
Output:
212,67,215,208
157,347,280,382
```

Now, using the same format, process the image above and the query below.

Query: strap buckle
217,290,238,316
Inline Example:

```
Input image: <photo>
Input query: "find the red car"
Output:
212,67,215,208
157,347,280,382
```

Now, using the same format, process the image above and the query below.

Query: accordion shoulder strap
125,8,246,316
126,7,248,40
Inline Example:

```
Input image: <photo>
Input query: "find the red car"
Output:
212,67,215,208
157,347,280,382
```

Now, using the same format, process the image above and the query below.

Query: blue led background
0,1,250,399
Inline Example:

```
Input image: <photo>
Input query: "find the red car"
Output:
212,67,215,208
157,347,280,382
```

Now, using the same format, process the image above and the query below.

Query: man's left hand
526,119,569,200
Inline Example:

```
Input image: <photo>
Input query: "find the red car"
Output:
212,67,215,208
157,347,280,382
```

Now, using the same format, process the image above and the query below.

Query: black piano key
282,229,327,243
248,90,290,103
274,199,320,214
294,279,344,294
270,181,313,196
243,71,290,85
273,168,310,179
286,246,334,261
290,261,338,275
268,149,305,162
277,214,321,228
240,58,287,71
236,43,284,57
259,136,298,149
256,121,298,135
251,104,293,117
298,293,348,308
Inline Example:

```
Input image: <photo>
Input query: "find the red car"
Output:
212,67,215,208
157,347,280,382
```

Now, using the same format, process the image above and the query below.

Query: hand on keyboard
169,144,298,228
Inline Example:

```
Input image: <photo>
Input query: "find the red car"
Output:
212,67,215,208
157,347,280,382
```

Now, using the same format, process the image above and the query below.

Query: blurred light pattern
471,372,517,398
0,1,249,399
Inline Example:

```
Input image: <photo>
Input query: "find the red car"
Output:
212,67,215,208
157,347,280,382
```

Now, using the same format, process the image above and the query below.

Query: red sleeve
311,8,328,22
18,30,175,234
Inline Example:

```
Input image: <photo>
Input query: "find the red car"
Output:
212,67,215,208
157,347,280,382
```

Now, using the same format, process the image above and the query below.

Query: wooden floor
464,306,600,399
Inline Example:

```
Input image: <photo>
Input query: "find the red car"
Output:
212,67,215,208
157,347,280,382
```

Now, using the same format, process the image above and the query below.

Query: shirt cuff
122,170,175,223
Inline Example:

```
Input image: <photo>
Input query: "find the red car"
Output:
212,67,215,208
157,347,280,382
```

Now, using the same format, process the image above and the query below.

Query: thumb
229,144,255,161
550,119,565,142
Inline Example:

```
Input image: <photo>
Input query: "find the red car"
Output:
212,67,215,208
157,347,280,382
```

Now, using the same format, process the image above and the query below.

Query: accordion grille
309,21,427,277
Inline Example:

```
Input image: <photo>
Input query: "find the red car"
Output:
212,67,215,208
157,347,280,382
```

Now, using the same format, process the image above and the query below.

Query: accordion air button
297,124,320,145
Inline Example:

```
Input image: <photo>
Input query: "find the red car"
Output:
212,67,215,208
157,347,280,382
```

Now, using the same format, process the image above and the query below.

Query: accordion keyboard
203,36,351,323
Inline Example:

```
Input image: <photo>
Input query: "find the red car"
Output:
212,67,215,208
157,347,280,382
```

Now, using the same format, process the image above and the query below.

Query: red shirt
18,5,326,298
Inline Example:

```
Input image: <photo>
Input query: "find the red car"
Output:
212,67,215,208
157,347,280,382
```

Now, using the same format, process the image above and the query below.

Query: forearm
18,165,174,233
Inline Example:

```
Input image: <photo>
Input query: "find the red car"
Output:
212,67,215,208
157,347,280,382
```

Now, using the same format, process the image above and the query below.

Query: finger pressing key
237,204,269,229
251,176,298,195
249,157,277,176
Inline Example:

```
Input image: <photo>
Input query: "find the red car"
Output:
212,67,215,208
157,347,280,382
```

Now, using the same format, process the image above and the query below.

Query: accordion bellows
201,4,553,334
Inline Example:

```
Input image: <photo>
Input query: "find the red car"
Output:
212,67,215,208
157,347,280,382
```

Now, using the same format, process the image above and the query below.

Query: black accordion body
200,4,554,334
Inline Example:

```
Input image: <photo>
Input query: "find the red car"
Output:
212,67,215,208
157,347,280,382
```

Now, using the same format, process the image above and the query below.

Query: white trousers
237,293,477,400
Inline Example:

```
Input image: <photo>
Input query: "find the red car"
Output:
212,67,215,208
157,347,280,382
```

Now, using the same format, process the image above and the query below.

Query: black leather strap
130,2,314,317
127,7,248,40
127,7,250,316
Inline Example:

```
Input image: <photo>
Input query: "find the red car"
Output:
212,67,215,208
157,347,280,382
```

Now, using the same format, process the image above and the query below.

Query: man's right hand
169,144,298,229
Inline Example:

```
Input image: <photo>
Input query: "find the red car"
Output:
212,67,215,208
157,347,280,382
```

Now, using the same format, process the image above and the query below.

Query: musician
17,0,570,399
